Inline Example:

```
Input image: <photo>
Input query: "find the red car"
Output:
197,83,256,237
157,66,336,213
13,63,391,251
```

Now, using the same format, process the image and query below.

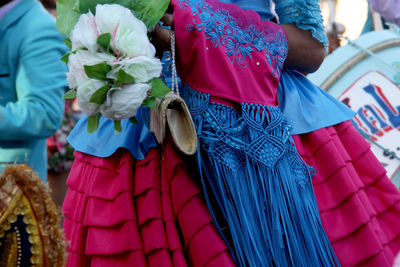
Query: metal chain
171,30,179,95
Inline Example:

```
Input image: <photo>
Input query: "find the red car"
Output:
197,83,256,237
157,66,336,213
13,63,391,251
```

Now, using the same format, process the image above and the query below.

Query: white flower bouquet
56,0,170,133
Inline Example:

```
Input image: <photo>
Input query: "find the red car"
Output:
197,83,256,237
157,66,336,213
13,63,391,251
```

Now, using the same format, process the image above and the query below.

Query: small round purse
150,31,198,155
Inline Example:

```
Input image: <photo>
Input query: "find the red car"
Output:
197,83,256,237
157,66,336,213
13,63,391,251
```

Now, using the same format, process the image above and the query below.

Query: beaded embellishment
0,165,65,267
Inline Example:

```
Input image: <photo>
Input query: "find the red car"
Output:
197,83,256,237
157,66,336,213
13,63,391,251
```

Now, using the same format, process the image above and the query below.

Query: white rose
115,32,156,57
67,50,115,89
95,4,155,57
100,83,151,120
77,79,107,116
109,56,162,83
70,11,99,52
95,4,147,36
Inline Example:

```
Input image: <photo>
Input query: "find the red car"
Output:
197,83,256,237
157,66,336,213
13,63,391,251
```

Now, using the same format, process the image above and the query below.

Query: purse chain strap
170,30,179,95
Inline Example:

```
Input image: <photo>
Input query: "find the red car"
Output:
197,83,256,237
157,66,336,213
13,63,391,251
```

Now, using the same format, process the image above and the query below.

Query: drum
309,29,400,188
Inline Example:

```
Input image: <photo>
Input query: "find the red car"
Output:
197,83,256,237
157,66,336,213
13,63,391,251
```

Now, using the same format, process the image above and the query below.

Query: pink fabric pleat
293,120,400,267
62,141,235,267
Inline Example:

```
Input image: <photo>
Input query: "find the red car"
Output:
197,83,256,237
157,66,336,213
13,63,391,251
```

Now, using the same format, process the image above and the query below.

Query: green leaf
87,113,101,133
114,120,122,132
78,0,136,14
63,89,76,99
149,78,171,98
78,0,170,30
56,0,80,36
114,69,136,87
48,154,60,169
89,84,109,104
56,0,170,36
97,33,111,52
130,116,139,124
64,38,72,50
61,52,71,64
142,96,157,110
131,0,171,30
84,62,112,81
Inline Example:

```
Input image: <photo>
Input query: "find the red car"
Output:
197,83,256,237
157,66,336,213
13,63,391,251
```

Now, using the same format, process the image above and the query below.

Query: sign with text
338,71,400,178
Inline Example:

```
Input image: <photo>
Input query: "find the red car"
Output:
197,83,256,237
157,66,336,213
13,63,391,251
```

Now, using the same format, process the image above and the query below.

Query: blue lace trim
177,0,287,77
183,85,312,185
183,85,338,266
275,0,329,48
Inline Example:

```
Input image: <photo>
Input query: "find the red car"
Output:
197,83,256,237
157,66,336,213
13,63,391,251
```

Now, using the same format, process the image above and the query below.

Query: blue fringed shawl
183,85,339,266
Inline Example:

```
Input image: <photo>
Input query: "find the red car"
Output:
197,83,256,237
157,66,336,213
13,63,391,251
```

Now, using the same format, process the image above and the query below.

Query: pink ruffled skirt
294,120,400,267
63,119,400,267
62,142,235,267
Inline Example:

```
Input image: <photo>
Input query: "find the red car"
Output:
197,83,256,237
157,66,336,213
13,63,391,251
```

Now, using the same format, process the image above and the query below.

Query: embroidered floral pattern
177,0,287,76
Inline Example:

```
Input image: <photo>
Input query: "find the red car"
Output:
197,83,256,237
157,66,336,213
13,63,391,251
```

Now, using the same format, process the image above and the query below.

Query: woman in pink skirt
63,0,400,266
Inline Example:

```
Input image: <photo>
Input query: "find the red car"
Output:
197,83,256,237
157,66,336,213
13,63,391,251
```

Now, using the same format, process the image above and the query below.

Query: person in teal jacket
0,0,68,181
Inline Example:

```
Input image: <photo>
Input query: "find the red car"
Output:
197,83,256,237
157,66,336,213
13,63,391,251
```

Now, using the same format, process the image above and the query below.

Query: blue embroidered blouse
220,0,328,48
217,0,354,134
68,0,354,158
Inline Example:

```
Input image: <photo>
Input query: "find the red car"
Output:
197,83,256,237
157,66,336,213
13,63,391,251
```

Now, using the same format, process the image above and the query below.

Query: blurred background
312,0,400,188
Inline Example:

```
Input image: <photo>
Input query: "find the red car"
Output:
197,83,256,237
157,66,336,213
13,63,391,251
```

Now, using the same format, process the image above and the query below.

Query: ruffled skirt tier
63,117,400,266
62,142,235,267
294,121,400,267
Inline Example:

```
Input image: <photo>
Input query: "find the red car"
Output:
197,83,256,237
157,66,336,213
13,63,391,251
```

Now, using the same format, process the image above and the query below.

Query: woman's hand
151,13,174,58
282,24,326,73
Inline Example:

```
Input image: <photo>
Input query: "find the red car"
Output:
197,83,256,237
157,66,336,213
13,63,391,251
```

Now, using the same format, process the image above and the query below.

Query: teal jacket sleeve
0,13,67,140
